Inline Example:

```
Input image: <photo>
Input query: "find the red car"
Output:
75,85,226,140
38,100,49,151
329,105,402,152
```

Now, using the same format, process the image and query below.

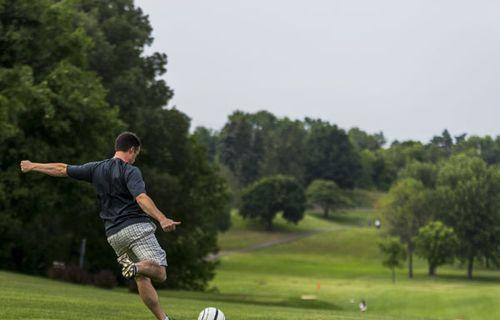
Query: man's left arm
20,160,68,177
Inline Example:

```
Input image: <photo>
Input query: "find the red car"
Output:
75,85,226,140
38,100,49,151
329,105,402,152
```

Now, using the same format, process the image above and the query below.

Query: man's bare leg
136,260,166,282
135,275,168,320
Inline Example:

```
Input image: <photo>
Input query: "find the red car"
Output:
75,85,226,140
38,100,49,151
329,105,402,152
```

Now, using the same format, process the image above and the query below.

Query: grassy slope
1,200,499,320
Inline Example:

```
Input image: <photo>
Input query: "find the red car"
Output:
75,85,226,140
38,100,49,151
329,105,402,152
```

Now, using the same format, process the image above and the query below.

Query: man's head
114,132,141,164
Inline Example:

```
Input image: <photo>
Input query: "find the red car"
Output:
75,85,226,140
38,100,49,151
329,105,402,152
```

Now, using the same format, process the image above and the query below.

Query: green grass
2,206,499,320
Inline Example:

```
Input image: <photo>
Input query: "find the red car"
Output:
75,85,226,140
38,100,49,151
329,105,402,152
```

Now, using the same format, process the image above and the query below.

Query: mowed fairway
1,207,499,320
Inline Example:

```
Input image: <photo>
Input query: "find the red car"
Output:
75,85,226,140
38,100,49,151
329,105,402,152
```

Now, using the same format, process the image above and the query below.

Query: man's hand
20,160,34,173
159,218,181,232
136,193,181,231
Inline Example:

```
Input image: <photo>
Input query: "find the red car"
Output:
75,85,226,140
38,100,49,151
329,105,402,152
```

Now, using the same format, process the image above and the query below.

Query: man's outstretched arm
135,193,181,232
20,160,68,177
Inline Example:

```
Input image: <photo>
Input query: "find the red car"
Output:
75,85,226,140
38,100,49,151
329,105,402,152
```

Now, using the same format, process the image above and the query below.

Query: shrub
93,270,118,289
47,263,92,285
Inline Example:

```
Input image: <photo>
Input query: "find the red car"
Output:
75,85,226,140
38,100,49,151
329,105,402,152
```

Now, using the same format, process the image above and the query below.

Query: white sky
135,0,500,142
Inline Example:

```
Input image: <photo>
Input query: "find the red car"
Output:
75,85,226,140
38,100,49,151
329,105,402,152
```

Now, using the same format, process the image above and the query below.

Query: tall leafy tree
76,0,172,127
303,119,361,188
219,111,266,186
0,0,122,272
0,0,230,290
74,0,231,289
193,126,219,163
454,135,500,165
260,118,307,183
348,127,386,151
381,178,432,278
436,154,500,279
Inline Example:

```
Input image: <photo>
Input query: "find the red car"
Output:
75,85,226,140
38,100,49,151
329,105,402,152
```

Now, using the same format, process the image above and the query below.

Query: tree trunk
467,256,474,279
392,268,395,284
407,244,414,279
266,219,273,231
323,207,329,218
428,264,436,277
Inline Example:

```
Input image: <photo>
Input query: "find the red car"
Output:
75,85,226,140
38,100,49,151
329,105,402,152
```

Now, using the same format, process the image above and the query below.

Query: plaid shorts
107,222,167,266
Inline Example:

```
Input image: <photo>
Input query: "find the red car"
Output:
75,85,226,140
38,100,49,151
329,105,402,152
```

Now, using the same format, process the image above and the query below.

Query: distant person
359,299,367,312
20,132,180,320
374,219,381,229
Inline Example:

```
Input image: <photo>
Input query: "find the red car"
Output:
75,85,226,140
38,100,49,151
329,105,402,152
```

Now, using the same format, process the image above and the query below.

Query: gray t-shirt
67,158,151,237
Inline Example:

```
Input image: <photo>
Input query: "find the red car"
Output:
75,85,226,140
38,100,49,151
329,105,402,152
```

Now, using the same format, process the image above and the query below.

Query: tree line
195,111,500,196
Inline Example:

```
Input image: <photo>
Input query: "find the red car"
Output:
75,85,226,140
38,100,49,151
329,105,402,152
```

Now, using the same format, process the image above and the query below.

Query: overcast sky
135,0,500,142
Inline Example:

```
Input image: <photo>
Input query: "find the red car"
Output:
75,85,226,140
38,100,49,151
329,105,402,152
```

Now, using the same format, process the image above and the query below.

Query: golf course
1,198,499,320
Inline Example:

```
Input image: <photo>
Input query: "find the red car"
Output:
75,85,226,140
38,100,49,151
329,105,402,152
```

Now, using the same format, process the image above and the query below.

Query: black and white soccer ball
198,307,225,320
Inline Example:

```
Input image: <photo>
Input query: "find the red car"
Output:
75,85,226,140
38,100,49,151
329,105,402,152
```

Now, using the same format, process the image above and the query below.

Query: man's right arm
135,193,181,232
20,160,68,177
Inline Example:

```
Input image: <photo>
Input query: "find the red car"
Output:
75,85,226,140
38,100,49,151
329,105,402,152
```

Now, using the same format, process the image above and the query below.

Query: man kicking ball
20,132,180,320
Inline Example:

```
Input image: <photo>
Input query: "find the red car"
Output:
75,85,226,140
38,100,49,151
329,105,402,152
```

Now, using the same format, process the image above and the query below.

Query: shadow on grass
160,291,343,311
436,273,500,283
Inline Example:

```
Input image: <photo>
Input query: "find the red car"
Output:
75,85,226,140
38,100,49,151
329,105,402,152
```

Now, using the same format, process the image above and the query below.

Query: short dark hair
115,132,141,152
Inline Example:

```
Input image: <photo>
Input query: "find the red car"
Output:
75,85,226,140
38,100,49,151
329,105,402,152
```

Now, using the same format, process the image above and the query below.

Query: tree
303,119,361,188
436,154,500,279
381,178,432,278
240,175,306,230
74,0,232,289
192,126,219,162
75,0,174,127
348,127,386,151
0,0,231,290
378,237,406,283
454,135,500,166
415,221,458,276
260,118,306,184
0,0,122,273
218,111,266,186
398,161,438,189
306,180,350,217
431,129,454,151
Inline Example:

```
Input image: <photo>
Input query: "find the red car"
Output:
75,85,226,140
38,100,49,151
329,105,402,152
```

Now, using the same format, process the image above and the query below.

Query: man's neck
114,152,129,163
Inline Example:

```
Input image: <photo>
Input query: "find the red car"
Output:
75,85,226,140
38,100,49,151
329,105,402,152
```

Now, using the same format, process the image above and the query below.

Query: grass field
1,204,499,320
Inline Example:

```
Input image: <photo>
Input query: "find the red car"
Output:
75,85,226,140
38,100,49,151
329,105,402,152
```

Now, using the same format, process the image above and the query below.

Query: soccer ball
198,307,225,320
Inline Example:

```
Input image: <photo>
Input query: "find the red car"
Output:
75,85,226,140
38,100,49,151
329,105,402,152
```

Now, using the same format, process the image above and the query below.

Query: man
20,132,179,320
